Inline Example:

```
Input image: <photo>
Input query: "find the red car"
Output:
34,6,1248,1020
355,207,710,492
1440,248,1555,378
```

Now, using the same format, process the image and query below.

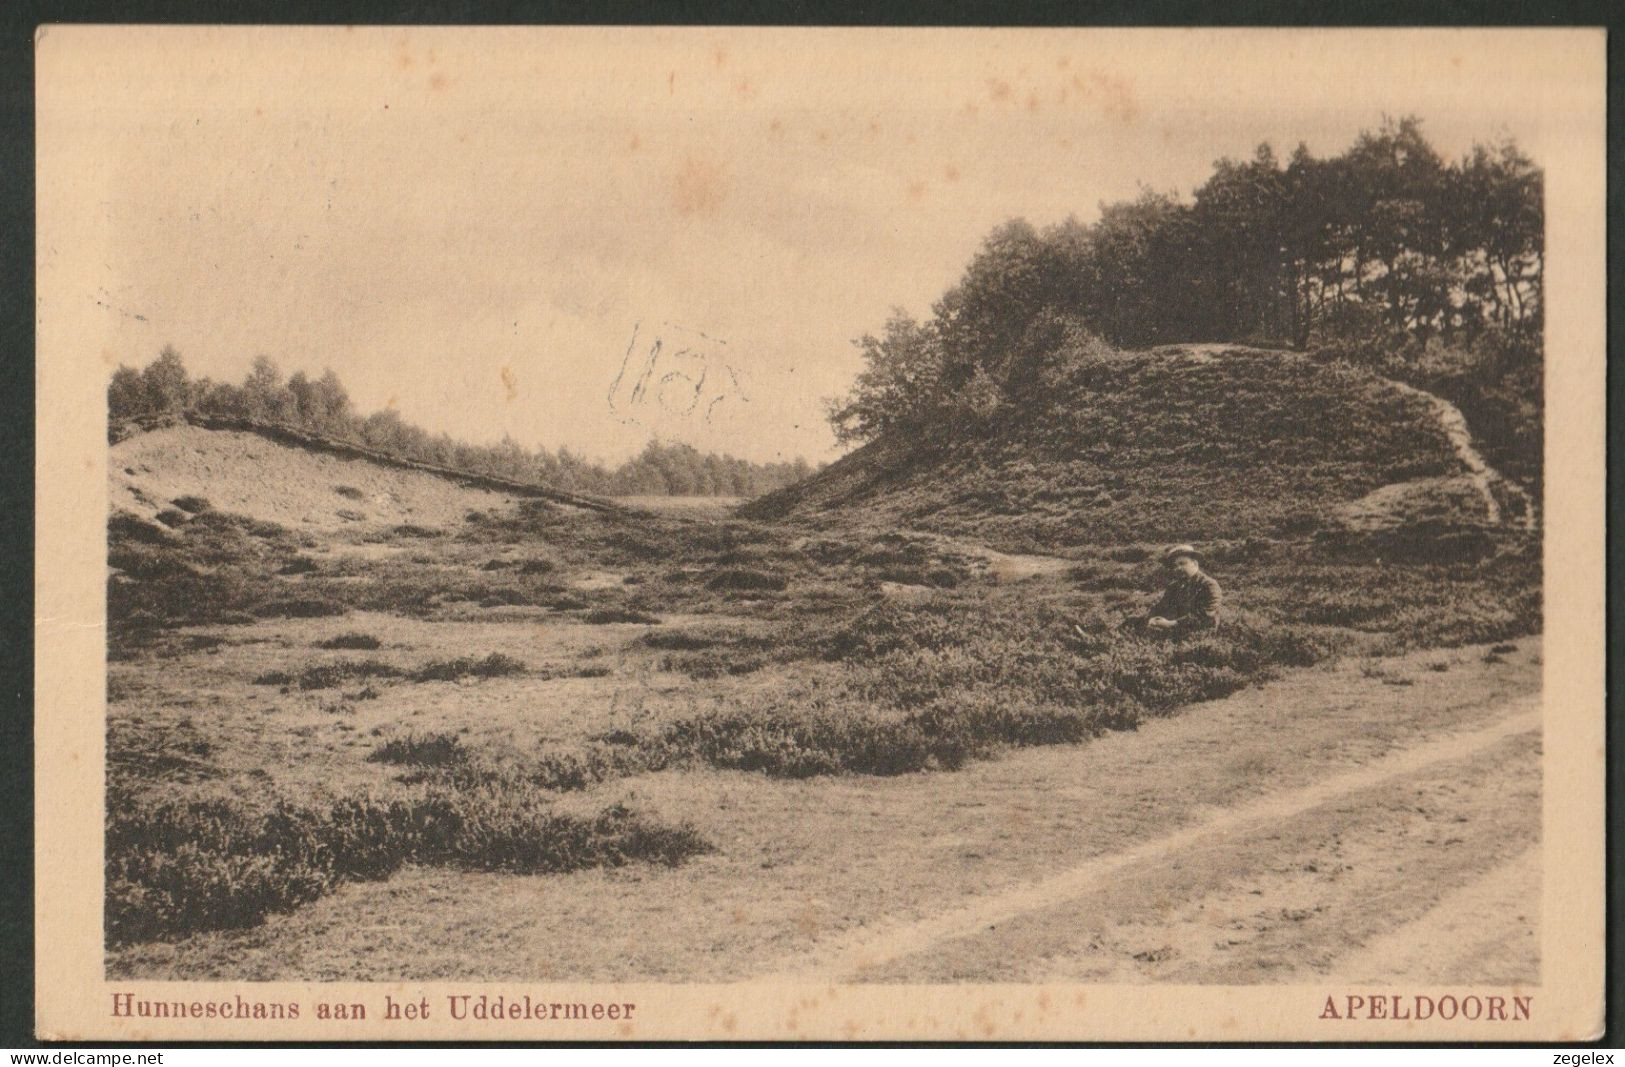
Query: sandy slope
110,424,520,531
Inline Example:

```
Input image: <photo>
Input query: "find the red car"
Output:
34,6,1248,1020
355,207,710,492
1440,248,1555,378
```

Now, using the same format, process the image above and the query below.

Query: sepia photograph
33,25,1605,1042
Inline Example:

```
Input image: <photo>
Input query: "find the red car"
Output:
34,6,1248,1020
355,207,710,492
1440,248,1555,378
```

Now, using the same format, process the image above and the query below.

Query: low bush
315,632,383,651
476,587,531,607
109,512,179,546
583,607,661,625
105,785,709,944
660,650,770,679
605,590,1353,782
706,568,789,593
369,731,466,766
411,652,527,682
638,629,716,651
390,524,439,539
520,745,624,791
106,718,217,782
109,544,200,580
252,596,349,620
635,693,1117,779
254,658,401,690
171,495,213,514
297,659,402,690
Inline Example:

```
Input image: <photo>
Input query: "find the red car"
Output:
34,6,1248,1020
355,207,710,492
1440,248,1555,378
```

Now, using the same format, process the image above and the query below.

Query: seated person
1144,544,1222,634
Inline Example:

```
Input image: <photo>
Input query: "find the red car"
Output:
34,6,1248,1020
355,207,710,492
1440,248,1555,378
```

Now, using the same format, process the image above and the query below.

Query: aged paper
36,26,1605,1042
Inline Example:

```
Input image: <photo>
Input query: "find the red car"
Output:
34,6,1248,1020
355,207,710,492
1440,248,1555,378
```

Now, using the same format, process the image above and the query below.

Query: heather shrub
638,629,717,651
254,658,401,690
252,596,348,619
315,632,383,651
390,524,439,539
106,717,217,782
706,568,788,593
476,587,531,607
583,607,661,625
105,785,709,944
660,649,771,679
109,543,200,580
410,652,527,682
369,731,466,767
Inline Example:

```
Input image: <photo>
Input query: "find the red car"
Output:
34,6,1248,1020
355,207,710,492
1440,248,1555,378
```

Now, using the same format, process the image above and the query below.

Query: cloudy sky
38,27,1586,464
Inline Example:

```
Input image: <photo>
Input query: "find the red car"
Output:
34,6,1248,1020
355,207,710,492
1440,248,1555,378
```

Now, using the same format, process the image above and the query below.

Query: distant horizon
41,27,1569,464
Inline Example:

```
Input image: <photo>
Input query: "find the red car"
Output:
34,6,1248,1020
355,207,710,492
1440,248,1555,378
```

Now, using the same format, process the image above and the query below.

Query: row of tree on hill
827,116,1543,457
108,349,815,497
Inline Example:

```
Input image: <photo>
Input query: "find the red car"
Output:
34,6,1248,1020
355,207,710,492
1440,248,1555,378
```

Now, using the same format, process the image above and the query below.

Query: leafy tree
139,346,190,413
826,115,1543,447
109,347,810,497
825,311,947,445
241,356,284,421
1453,140,1543,335
108,366,145,421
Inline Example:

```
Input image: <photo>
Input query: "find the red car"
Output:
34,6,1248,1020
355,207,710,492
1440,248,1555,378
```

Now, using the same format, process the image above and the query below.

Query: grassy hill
747,345,1508,556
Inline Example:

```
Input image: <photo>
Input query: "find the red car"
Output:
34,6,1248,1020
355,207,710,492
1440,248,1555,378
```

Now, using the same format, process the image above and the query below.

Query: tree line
108,349,815,497
827,116,1543,457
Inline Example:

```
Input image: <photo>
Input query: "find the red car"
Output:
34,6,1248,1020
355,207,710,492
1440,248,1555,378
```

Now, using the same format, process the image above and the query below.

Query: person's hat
1163,543,1201,564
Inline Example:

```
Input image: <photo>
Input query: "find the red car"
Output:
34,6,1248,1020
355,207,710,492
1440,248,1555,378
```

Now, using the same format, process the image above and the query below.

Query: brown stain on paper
671,156,727,218
793,900,823,936
500,366,517,402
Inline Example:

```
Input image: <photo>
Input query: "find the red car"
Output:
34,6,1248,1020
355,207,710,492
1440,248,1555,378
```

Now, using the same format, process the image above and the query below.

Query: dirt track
765,697,1539,983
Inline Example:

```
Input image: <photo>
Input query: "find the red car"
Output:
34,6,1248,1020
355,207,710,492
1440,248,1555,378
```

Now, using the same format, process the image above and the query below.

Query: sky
37,27,1587,464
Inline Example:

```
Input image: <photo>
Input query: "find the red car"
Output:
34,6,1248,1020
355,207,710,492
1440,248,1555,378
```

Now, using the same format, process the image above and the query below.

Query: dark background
0,0,1618,1049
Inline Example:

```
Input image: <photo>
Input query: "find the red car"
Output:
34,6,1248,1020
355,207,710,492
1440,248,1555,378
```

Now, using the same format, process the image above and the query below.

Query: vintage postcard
35,26,1605,1042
